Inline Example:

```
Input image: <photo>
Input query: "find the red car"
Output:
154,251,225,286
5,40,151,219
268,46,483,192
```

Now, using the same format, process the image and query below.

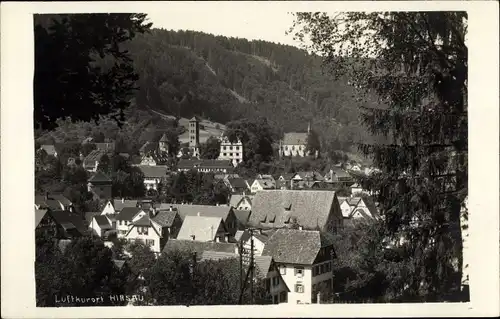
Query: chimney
259,229,263,235
152,207,157,216
197,212,200,216
298,226,303,231
45,192,49,200
169,206,174,211
191,235,195,241
215,237,220,243
122,198,125,203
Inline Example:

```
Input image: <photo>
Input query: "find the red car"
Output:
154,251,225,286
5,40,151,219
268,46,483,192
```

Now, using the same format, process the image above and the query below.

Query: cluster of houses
35,115,389,305
36,175,378,305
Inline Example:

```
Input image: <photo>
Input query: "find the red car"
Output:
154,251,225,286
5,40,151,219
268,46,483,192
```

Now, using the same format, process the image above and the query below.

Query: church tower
159,133,169,154
189,116,201,157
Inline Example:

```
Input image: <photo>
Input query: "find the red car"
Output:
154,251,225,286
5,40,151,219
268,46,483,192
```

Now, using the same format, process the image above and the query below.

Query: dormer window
269,215,276,223
261,215,267,223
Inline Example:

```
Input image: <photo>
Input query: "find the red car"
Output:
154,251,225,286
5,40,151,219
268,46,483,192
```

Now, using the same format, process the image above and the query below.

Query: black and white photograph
1,1,499,317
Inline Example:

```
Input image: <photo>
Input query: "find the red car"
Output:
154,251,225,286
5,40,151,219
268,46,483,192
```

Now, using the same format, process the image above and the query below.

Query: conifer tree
290,12,468,301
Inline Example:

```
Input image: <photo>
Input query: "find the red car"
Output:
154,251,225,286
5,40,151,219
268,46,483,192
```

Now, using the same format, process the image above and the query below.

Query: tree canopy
34,13,152,130
290,12,468,301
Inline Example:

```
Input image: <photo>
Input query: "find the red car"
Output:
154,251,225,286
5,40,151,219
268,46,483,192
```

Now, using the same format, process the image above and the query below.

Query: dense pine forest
122,28,385,153
36,26,386,161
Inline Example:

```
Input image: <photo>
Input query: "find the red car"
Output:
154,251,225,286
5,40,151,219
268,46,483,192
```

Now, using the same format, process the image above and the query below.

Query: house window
285,146,288,150
279,291,287,303
294,266,304,277
312,266,317,277
230,153,233,156
320,264,325,274
292,146,295,150
230,146,233,150
236,146,239,150
223,153,227,156
272,295,279,304
265,278,271,291
223,146,227,150
295,283,304,293
279,265,286,275
146,239,155,246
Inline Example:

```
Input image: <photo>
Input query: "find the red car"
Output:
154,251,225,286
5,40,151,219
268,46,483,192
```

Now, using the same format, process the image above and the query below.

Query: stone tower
189,116,201,157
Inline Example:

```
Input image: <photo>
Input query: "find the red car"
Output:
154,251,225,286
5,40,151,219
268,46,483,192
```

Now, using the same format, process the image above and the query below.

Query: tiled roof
227,178,248,190
253,255,273,278
163,239,237,255
233,209,251,225
50,210,88,235
132,214,152,226
177,216,224,242
137,165,169,178
152,210,178,227
189,116,201,122
50,194,72,207
283,132,308,145
116,207,143,221
112,199,138,212
200,250,239,262
84,211,101,224
160,204,233,222
35,209,48,227
234,230,250,242
262,229,333,265
250,190,337,230
94,215,113,229
88,171,112,183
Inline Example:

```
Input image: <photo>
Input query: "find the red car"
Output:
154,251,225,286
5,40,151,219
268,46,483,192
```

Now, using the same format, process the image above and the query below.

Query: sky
145,9,304,48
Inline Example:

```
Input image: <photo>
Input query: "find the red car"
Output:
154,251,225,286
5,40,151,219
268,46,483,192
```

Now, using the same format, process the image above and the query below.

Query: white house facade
218,135,243,167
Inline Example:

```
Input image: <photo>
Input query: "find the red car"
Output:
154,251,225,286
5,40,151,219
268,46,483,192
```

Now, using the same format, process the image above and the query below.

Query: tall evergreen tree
290,12,468,301
34,14,152,130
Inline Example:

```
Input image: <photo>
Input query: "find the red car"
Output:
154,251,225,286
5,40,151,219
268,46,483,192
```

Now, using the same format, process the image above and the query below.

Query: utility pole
238,228,256,304
250,230,254,304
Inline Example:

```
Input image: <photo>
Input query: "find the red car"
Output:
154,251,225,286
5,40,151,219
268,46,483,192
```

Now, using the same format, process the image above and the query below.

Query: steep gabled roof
94,215,113,229
112,199,138,212
50,210,88,235
177,216,225,242
262,229,332,265
233,209,251,225
152,210,178,227
116,207,143,221
253,255,273,279
250,190,337,230
88,171,112,183
35,209,48,227
227,177,249,190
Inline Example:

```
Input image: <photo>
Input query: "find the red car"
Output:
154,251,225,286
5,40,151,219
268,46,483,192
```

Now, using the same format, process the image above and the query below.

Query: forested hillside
122,28,385,153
